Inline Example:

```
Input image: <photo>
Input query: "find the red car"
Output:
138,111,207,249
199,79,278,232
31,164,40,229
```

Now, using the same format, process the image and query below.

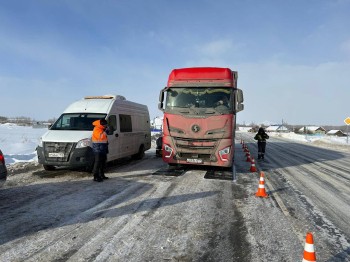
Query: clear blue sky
1,0,349,125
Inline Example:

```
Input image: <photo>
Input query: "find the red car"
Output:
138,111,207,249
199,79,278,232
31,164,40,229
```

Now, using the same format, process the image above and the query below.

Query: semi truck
158,67,244,168
37,95,151,171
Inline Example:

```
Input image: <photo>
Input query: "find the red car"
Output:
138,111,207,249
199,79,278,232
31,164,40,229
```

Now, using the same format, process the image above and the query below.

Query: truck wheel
133,145,145,160
43,165,55,171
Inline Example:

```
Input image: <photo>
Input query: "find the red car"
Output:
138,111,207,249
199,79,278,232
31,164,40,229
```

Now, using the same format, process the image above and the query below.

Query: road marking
264,176,305,243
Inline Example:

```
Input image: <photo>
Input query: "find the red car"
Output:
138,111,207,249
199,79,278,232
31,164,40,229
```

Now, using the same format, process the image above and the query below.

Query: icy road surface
0,136,349,261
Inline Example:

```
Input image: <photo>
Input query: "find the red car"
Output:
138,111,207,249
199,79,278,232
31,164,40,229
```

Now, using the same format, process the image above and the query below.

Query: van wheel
43,165,55,171
133,145,145,160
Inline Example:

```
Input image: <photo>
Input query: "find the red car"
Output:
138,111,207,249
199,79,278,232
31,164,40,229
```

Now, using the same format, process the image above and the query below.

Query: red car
0,149,7,187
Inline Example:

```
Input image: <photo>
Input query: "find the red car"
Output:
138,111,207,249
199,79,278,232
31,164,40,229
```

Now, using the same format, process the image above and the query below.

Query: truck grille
172,137,218,161
44,142,75,162
174,137,217,150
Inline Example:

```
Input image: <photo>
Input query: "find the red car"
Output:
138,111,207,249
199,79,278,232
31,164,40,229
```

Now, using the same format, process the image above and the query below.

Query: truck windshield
50,113,107,131
165,87,233,114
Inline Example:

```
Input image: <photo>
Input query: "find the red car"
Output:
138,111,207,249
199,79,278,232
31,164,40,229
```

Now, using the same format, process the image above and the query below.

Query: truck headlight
76,138,91,148
163,144,173,158
219,146,231,162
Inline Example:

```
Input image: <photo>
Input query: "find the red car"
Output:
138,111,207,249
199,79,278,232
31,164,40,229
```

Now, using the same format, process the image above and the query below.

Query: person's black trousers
258,141,266,159
93,153,107,178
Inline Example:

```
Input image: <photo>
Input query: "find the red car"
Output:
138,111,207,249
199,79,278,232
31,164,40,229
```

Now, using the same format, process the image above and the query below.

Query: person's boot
100,172,109,179
93,174,103,182
261,153,265,159
258,153,261,159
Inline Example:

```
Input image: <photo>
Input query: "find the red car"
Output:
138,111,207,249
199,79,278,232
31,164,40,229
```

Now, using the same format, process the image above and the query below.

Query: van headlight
76,138,92,148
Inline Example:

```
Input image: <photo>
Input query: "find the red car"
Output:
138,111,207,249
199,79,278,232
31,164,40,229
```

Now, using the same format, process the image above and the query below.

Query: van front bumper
36,145,94,168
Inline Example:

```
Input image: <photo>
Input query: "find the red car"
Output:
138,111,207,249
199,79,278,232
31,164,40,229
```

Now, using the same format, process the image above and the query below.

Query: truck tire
133,145,145,160
43,165,55,171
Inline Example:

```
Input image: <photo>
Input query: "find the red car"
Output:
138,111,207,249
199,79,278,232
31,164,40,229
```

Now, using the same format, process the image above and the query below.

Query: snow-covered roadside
0,123,47,165
267,131,350,153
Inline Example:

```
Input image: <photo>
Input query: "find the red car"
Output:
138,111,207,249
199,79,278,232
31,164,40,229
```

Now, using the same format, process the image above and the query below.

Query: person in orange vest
91,118,109,182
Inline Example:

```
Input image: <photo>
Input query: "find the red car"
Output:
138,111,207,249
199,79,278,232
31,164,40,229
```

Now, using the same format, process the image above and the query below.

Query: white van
36,95,151,171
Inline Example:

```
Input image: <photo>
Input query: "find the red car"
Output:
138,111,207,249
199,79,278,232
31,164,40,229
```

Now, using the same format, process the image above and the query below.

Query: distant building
298,126,326,135
266,125,289,133
238,126,254,132
151,116,163,131
326,130,347,137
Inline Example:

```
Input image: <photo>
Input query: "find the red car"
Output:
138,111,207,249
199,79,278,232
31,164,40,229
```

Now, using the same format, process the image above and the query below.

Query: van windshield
51,113,107,131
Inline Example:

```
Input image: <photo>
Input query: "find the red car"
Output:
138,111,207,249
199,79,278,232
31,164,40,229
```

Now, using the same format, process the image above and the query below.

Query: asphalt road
0,135,349,261
238,132,350,261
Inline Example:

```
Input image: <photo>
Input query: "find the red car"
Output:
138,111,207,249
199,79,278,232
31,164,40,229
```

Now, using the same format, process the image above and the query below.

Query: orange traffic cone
246,151,251,162
244,145,249,152
250,157,257,172
302,232,316,262
255,172,268,198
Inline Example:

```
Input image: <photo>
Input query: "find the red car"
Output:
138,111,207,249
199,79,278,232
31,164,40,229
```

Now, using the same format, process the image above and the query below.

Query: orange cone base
250,166,257,172
302,232,316,262
255,189,269,198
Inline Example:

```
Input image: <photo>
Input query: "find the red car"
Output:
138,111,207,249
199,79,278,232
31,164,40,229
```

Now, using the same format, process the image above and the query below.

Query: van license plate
49,152,64,158
187,158,203,164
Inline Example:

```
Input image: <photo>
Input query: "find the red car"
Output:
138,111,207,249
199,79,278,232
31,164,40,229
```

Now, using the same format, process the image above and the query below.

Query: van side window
107,115,117,132
119,114,132,132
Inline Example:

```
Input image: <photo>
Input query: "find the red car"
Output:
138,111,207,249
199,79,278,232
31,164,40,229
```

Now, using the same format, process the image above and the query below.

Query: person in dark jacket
254,127,269,159
91,119,109,182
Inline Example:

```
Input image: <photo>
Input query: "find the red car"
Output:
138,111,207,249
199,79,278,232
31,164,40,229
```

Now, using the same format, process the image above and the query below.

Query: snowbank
0,124,47,164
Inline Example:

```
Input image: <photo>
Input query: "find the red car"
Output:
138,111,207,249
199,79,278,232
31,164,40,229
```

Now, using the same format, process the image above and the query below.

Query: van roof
63,98,114,114
62,95,148,114
84,95,126,100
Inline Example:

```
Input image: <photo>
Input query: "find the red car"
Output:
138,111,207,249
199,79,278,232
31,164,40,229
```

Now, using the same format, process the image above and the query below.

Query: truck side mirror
236,104,244,112
159,89,165,103
236,89,244,104
235,89,244,112
158,88,166,111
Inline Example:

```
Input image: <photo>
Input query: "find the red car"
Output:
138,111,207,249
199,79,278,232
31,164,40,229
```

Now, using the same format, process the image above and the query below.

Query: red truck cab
158,67,244,168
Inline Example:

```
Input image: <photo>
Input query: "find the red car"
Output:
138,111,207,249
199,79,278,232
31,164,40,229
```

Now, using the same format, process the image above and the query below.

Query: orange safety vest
91,120,108,143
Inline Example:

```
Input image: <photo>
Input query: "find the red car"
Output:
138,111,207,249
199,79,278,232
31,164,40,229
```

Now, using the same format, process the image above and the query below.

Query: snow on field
0,123,47,164
268,131,350,145
0,123,349,166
